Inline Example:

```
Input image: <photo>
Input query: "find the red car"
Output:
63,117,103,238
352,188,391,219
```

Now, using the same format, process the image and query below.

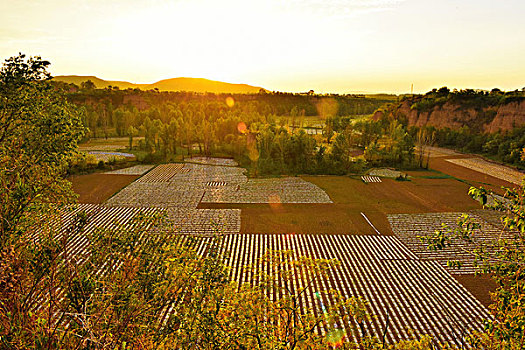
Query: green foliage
410,87,524,113
416,125,525,169
376,87,525,169
362,120,416,169
0,209,383,349
423,161,525,348
0,53,84,245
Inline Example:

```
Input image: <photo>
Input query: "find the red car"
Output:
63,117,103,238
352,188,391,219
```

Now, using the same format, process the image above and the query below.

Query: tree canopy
0,53,84,245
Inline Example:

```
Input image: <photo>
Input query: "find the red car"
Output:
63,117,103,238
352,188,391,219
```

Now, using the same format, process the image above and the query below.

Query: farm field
217,233,488,346
203,170,479,235
452,274,497,307
104,164,155,175
418,146,462,158
32,204,489,346
78,136,144,151
187,156,239,166
303,175,479,213
69,174,139,203
63,153,524,345
387,211,516,274
202,177,332,204
199,202,392,235
446,157,524,185
428,155,516,194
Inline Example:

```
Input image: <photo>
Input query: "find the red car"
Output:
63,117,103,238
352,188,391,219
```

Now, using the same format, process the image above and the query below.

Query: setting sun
1,0,524,93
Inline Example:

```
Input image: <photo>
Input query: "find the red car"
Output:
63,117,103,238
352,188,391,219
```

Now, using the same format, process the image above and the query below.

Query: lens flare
248,146,259,161
268,193,282,211
315,292,346,348
326,328,346,348
268,193,281,203
316,98,338,120
237,122,247,133
226,96,235,107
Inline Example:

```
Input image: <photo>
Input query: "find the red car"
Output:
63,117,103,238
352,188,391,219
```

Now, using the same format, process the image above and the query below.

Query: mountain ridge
53,75,265,94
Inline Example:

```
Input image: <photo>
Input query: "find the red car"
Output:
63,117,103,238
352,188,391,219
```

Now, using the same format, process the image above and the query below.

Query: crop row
161,233,488,346
104,164,155,175
186,156,239,166
361,176,382,183
164,208,241,234
202,177,333,204
135,163,186,182
106,183,205,208
32,205,488,346
446,157,524,185
109,162,332,205
387,211,516,273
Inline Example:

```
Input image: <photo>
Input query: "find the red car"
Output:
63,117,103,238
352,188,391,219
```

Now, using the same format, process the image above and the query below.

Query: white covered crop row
361,176,382,183
109,163,332,206
368,168,404,178
104,165,155,175
106,183,205,208
469,209,515,229
446,158,524,185
213,234,488,346
164,208,241,234
202,177,333,204
136,163,186,182
30,204,160,256
32,205,488,346
28,204,161,314
186,157,238,166
387,211,516,274
169,163,247,186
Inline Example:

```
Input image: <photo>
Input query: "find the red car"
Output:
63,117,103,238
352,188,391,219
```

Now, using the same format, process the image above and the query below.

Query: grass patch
420,174,454,179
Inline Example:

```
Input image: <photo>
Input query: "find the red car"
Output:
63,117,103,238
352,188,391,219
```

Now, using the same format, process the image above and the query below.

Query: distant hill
54,75,264,94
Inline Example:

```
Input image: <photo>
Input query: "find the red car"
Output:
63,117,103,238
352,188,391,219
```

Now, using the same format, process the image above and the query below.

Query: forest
57,81,417,175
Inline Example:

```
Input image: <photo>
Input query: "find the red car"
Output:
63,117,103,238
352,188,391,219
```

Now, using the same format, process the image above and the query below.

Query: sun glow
1,0,524,93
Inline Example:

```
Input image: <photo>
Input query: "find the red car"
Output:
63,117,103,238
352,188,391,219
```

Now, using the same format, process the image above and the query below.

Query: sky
1,0,524,94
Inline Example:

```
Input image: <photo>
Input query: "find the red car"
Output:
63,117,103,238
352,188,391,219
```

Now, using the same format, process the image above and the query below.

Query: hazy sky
1,0,524,93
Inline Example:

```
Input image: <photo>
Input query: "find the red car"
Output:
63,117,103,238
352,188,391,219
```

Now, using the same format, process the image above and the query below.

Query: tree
0,53,84,347
416,127,435,168
0,53,84,244
80,79,95,90
425,155,525,348
127,125,138,150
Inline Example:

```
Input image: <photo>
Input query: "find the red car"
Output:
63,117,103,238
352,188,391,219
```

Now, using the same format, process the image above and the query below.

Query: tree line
57,80,416,174
374,87,525,170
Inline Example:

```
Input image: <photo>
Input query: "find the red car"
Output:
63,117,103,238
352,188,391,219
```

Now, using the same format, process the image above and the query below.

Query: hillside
373,89,525,133
54,75,264,94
